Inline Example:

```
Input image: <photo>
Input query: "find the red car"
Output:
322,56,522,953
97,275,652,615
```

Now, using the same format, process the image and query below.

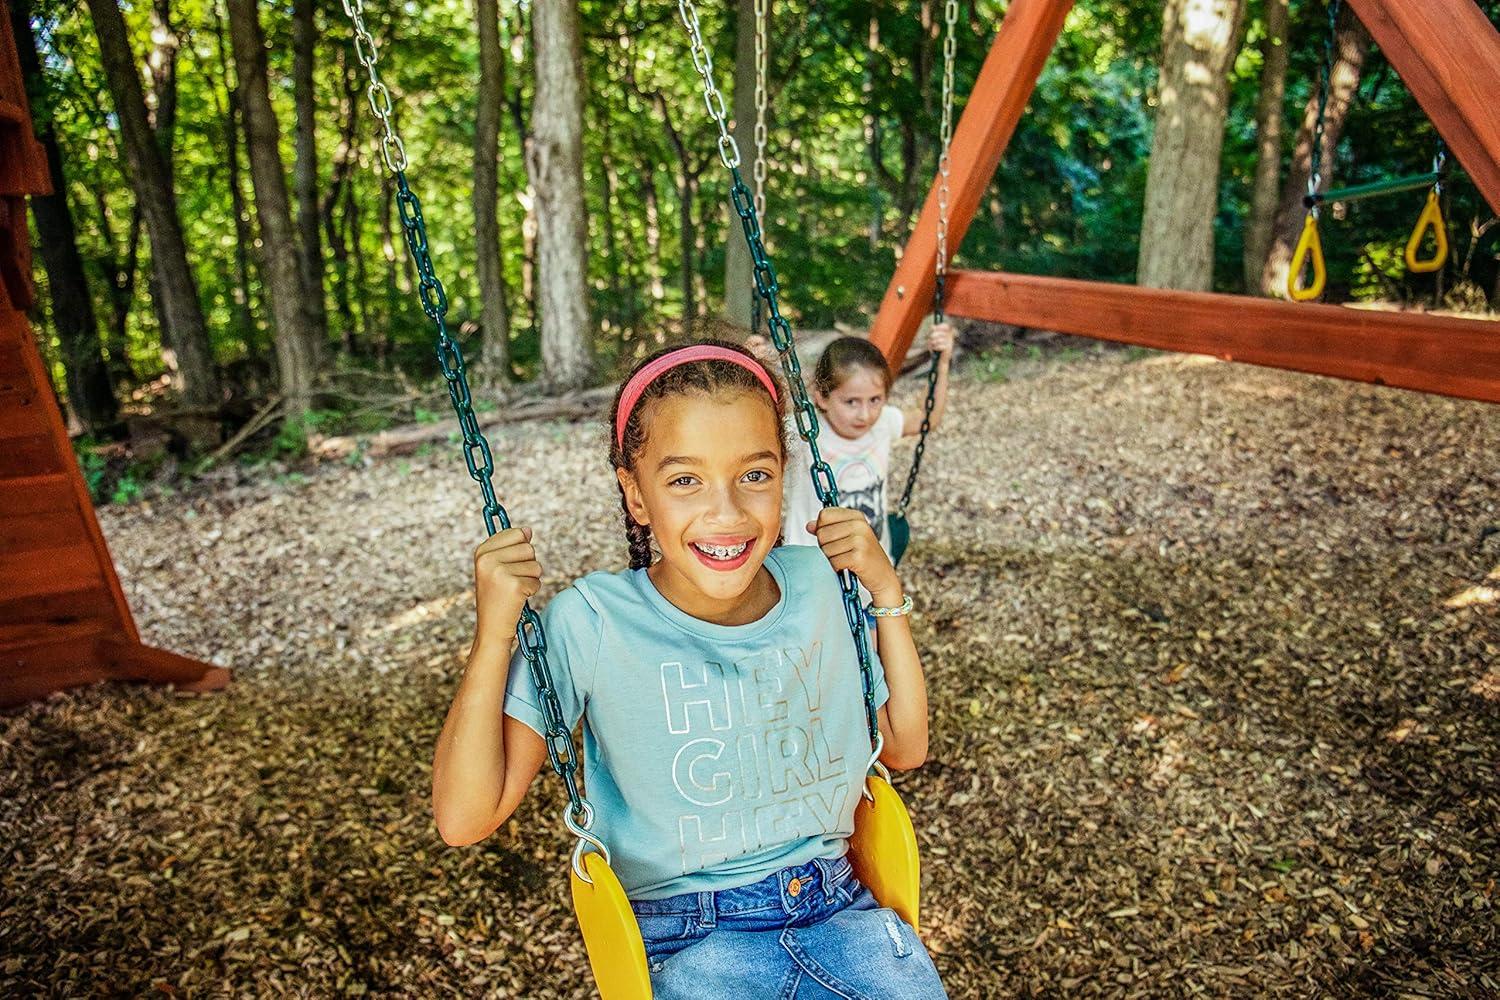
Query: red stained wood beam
868,0,1073,368
0,635,228,707
942,270,1500,404
1345,0,1500,215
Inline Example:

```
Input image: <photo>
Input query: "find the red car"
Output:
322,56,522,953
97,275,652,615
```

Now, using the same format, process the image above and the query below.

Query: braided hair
609,339,788,570
813,336,893,396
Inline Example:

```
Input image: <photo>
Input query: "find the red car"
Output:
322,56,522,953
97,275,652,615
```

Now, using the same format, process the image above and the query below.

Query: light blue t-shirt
503,544,889,901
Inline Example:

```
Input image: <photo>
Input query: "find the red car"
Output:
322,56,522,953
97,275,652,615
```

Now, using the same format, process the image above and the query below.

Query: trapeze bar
1315,171,1446,204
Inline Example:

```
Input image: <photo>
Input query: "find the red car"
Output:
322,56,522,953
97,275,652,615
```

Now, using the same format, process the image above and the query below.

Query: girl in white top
770,324,954,561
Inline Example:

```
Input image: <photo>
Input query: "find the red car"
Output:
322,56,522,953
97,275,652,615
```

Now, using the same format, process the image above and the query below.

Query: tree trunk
601,152,628,338
864,14,882,251
322,46,360,352
13,0,118,432
321,46,358,353
1260,10,1371,297
678,170,696,337
474,0,511,382
212,1,256,346
529,0,592,389
147,0,178,176
1243,0,1290,291
1137,0,1247,291
644,162,665,307
85,0,221,417
89,186,139,386
292,0,329,344
141,0,181,387
722,0,757,332
228,0,321,416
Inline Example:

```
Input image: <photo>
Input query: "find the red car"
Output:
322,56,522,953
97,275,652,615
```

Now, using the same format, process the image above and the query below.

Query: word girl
432,341,946,998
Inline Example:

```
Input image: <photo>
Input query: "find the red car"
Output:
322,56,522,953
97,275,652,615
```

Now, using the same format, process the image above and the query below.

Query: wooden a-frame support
0,1,228,706
870,0,1500,404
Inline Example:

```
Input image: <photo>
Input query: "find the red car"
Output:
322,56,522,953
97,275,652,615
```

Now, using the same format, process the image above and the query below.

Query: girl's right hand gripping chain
473,526,542,646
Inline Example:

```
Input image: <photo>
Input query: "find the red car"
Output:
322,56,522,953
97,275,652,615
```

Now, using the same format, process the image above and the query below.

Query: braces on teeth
695,541,748,559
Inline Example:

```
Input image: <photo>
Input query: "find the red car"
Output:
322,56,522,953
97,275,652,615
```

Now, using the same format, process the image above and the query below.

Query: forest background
14,0,1500,496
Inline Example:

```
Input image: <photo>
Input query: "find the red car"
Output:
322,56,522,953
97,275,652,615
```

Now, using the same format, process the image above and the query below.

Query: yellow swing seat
571,772,921,1000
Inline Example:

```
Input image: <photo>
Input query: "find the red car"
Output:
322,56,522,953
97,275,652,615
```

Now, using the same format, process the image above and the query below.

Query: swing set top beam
871,0,1500,406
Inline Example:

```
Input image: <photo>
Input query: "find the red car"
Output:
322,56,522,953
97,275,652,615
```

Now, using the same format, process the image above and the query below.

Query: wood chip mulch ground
2,346,1497,998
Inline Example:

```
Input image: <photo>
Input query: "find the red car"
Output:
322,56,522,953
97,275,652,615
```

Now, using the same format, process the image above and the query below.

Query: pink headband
615,345,779,450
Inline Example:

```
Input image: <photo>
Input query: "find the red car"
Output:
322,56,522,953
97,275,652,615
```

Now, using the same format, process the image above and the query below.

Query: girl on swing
749,323,955,567
432,341,947,998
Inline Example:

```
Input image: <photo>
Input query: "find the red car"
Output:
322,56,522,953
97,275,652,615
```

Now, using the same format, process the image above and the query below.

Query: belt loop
812,857,836,901
698,890,716,928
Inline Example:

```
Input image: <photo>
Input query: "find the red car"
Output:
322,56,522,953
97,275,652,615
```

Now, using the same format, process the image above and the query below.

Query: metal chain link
895,0,958,518
339,0,601,877
753,0,769,225
676,0,881,755
750,0,769,338
933,0,958,314
1306,0,1341,214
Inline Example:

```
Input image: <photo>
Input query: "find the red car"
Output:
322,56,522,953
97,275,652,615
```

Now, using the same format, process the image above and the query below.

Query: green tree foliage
25,0,1500,430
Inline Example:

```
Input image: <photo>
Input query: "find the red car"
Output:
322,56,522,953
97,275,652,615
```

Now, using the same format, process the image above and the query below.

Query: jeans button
787,876,802,897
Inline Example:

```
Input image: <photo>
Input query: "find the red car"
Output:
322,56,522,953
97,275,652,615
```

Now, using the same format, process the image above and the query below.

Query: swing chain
894,0,958,520
340,0,408,173
1306,0,1341,212
677,0,740,171
677,0,881,751
933,0,958,317
753,0,769,226
750,0,770,338
340,0,596,848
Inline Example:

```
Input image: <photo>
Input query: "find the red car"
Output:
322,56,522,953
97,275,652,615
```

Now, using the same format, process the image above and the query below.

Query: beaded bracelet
866,593,914,618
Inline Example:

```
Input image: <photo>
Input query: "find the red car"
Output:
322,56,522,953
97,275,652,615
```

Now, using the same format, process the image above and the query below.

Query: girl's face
814,366,888,439
618,389,784,624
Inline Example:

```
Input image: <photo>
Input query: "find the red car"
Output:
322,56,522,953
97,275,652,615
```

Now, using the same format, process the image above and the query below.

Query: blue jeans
630,855,947,999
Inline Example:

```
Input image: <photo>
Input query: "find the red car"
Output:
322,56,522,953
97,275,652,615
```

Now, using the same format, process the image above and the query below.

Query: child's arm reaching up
902,321,954,437
807,508,931,771
431,526,550,846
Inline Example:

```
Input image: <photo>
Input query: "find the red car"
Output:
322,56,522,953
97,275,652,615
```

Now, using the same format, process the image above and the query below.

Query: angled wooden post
867,0,1073,367
1345,0,1500,215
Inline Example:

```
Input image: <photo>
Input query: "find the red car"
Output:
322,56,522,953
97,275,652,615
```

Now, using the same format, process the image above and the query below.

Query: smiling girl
430,340,946,998
780,325,953,568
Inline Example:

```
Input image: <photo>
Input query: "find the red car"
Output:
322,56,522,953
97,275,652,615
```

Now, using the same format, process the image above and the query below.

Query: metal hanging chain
894,0,958,519
1305,0,1341,214
753,0,769,227
750,0,769,338
338,0,606,881
676,0,882,758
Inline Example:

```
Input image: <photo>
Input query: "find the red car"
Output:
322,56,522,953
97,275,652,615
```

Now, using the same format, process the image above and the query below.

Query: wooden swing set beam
1345,0,1500,217
871,0,1500,405
943,270,1500,404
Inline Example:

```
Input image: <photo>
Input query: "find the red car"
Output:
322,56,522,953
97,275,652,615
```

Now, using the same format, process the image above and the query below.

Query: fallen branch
197,395,284,472
309,388,614,460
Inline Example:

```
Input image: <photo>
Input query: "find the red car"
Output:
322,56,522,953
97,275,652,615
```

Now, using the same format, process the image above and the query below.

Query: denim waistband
630,854,854,921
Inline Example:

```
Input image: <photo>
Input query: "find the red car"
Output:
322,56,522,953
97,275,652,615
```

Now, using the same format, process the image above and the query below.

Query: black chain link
341,4,592,825
391,176,588,819
723,170,881,746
